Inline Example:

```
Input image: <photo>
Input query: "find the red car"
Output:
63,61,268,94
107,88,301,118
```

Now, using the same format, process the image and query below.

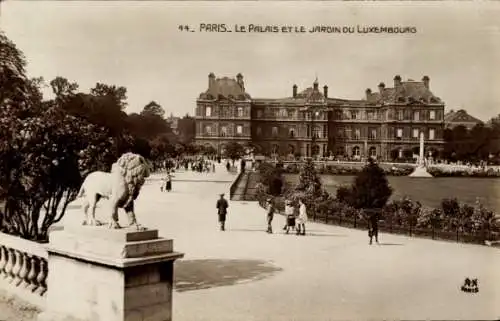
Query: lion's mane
111,152,150,200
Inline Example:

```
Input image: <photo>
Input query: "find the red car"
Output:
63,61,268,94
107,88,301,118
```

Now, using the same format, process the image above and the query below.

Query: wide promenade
5,162,500,320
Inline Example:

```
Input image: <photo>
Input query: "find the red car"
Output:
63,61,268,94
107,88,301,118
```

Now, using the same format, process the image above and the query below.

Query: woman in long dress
296,199,308,236
165,172,173,192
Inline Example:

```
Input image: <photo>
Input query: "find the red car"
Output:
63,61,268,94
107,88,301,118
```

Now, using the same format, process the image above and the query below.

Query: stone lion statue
76,152,151,229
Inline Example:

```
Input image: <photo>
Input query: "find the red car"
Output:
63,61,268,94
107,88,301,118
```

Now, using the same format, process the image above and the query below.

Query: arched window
369,147,377,157
352,146,361,157
205,106,212,117
237,107,244,117
220,126,227,137
289,127,295,138
205,125,212,135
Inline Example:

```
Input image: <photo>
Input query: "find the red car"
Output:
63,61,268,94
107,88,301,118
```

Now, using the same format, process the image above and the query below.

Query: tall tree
141,101,165,118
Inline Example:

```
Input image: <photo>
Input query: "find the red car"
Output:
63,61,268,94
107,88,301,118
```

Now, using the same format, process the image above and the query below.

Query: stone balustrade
0,231,48,308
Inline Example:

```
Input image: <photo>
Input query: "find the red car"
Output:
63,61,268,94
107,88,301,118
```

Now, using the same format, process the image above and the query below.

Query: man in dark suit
216,193,229,231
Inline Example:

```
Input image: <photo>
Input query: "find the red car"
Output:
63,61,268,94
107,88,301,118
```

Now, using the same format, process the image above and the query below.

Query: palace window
414,111,420,121
323,125,328,138
354,128,361,140
429,110,436,120
289,127,295,138
369,128,377,140
256,127,262,136
396,128,403,138
369,147,377,157
205,125,212,135
236,125,243,135
205,106,212,117
397,110,404,121
367,111,374,120
352,146,361,157
272,126,278,137
313,126,321,138
280,109,287,117
413,128,419,139
221,126,227,137
237,107,244,117
351,110,359,120
256,110,263,118
287,110,295,118
429,128,435,140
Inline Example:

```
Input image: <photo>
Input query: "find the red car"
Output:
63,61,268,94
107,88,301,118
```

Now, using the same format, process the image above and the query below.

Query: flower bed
257,192,500,246
279,162,500,178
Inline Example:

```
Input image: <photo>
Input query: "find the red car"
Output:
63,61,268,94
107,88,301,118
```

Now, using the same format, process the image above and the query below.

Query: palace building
194,73,445,161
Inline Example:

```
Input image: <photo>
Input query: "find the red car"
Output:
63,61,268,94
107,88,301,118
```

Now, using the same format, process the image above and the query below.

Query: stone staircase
230,171,259,201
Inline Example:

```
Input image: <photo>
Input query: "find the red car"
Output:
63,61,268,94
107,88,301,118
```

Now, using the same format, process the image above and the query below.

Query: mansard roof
199,76,251,101
444,109,483,124
366,79,442,104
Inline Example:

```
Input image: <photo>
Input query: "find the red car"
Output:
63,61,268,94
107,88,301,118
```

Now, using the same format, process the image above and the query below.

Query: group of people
266,198,308,235
215,193,381,244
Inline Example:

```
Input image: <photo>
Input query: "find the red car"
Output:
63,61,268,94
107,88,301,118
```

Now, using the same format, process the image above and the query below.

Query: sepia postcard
0,1,499,321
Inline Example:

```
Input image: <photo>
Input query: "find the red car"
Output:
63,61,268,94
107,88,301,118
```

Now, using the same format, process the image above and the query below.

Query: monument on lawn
38,153,184,321
409,132,433,178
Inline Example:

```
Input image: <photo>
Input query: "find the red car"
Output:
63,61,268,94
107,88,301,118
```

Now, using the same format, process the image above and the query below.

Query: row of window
203,106,248,118
393,110,437,121
203,125,243,136
202,106,438,122
395,128,436,140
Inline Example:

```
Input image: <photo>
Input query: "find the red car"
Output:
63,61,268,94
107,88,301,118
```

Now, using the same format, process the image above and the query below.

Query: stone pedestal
38,226,184,321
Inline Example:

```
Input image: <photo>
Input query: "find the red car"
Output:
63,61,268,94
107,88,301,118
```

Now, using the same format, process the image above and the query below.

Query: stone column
38,226,184,321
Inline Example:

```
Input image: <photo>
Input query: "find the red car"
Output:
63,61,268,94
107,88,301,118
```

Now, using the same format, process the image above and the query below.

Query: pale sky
1,1,500,120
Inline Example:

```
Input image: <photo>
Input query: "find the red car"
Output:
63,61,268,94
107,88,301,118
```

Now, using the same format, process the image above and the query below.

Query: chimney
378,82,385,93
293,84,298,98
323,85,328,98
313,78,319,90
422,75,430,89
208,72,216,89
394,75,402,87
365,88,372,100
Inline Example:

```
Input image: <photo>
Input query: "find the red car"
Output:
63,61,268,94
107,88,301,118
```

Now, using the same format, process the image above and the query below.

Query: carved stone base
38,226,184,321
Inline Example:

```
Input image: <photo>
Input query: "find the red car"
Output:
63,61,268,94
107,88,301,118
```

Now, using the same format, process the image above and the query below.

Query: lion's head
111,153,150,199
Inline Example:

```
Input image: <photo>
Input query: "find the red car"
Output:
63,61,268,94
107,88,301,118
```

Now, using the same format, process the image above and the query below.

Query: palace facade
194,73,445,161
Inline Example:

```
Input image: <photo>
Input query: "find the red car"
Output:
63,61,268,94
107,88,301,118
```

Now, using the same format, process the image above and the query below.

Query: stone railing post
38,226,184,321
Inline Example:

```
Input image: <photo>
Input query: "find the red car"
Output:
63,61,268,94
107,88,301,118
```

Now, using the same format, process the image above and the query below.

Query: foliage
288,159,329,213
344,159,393,209
257,162,284,196
224,142,244,161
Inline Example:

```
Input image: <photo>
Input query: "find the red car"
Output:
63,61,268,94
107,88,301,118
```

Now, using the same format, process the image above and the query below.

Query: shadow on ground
174,259,282,292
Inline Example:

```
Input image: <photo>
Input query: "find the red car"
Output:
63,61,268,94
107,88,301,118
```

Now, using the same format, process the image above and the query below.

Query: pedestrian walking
367,209,380,245
216,193,229,231
266,197,275,233
296,199,308,235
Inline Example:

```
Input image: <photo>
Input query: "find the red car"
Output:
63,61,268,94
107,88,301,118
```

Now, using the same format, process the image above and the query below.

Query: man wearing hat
216,193,229,231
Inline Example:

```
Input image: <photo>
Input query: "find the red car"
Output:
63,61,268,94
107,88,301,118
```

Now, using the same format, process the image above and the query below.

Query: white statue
76,152,151,229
